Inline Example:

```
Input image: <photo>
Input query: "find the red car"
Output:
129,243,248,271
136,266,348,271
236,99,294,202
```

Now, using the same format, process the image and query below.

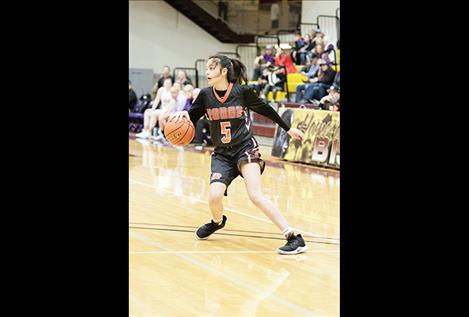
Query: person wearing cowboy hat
319,72,340,110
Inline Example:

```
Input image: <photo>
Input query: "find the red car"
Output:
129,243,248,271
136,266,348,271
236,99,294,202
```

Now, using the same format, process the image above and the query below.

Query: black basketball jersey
188,83,291,148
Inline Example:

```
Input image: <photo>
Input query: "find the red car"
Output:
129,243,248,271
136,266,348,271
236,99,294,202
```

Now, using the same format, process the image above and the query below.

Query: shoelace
284,236,297,247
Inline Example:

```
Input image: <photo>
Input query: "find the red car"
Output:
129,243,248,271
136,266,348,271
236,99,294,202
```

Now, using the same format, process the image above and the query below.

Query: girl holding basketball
167,55,307,254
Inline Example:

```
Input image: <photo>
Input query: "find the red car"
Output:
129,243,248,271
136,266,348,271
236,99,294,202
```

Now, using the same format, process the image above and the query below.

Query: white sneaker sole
276,245,308,255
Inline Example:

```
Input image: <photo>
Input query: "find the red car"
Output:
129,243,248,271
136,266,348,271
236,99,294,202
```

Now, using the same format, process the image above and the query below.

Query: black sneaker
277,234,308,255
195,215,227,240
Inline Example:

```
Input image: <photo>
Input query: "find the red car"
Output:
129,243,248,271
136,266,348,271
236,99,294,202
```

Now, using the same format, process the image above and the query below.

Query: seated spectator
303,59,336,102
299,59,312,74
313,28,325,41
318,72,340,111
319,85,340,111
274,45,297,74
296,34,315,65
136,78,172,139
260,66,286,102
253,45,276,80
291,30,304,64
172,82,186,99
187,88,211,146
186,87,201,112
129,80,138,111
151,65,174,98
182,84,194,112
175,70,193,87
152,85,185,142
293,30,304,48
248,67,269,95
295,55,320,102
308,43,330,64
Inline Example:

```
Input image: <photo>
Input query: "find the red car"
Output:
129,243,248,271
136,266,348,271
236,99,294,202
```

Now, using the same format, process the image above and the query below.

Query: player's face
206,60,226,85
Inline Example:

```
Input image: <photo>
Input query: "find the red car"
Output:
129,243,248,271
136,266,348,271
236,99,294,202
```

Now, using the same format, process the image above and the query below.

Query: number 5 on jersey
220,121,231,144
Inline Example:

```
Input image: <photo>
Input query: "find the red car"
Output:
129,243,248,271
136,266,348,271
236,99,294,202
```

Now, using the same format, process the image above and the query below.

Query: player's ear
222,67,228,76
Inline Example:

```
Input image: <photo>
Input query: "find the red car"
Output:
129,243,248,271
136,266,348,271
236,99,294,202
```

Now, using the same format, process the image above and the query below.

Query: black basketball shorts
210,137,266,196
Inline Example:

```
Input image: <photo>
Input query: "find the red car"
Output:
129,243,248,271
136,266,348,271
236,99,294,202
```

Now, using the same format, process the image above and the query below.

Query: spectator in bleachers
303,59,336,102
253,45,276,80
299,60,311,74
291,30,304,64
260,66,286,102
319,85,340,111
309,43,330,64
295,55,320,102
313,28,325,41
294,30,304,47
152,85,185,142
176,70,193,87
249,68,268,95
151,66,174,98
172,82,187,101
171,84,187,113
182,84,194,112
192,87,200,100
274,45,297,74
136,78,173,139
129,80,138,111
318,72,340,111
296,34,315,65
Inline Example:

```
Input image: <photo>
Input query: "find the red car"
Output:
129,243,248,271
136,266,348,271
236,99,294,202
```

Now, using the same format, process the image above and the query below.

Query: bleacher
131,28,340,139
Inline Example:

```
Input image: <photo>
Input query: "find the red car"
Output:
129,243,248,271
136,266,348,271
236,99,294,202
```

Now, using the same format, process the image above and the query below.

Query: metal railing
317,15,339,46
299,23,320,37
173,67,198,88
216,51,240,59
255,35,280,48
236,44,260,82
277,29,298,47
194,59,207,88
192,0,259,34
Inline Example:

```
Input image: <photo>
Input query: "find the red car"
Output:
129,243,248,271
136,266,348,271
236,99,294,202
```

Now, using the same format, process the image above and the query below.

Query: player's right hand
168,111,190,123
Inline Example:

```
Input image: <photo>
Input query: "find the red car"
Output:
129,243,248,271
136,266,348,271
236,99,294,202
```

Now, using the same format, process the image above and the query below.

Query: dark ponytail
208,54,248,85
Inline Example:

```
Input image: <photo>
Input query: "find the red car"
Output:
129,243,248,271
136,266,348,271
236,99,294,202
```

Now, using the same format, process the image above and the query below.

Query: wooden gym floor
129,138,340,316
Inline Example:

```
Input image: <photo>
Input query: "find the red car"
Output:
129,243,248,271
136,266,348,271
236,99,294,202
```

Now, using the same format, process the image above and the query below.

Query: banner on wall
271,108,340,169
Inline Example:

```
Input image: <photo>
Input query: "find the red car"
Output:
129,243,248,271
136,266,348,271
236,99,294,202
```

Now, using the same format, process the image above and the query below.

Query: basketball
164,117,195,146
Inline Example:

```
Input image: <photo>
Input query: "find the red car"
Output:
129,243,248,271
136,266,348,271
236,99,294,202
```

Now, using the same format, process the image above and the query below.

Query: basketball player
167,55,307,254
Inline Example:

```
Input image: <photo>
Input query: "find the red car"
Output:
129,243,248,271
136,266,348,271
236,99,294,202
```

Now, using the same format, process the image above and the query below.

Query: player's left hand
287,128,304,141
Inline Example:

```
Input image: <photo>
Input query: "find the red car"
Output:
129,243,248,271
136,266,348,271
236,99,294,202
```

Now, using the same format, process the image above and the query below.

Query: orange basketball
164,117,195,146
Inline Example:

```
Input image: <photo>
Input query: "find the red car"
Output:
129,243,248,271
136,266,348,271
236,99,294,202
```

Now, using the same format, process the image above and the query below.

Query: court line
130,230,322,317
129,250,338,254
129,221,339,241
129,178,339,241
129,226,340,245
